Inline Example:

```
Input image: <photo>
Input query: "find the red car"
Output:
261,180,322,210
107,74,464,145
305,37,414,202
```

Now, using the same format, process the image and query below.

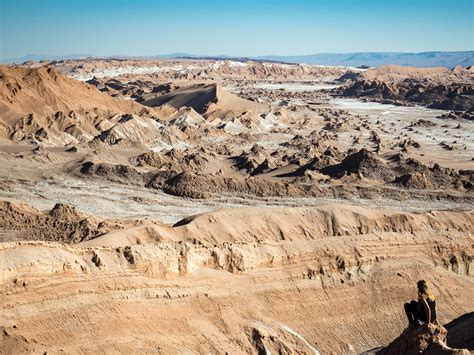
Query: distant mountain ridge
2,51,473,68
254,51,474,68
0,54,94,64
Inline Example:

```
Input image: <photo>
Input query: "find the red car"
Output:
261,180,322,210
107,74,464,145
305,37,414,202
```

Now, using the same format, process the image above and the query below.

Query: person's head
417,280,429,296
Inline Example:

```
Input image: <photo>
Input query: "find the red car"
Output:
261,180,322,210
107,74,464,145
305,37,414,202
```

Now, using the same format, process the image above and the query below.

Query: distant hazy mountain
166,51,474,68
253,51,474,68
0,54,96,64
2,51,473,68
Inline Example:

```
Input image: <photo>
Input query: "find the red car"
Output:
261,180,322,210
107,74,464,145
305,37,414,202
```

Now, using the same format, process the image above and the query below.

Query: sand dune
140,83,267,117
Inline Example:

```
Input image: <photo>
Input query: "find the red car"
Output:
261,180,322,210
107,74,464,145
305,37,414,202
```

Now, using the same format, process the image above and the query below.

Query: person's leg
416,304,427,323
410,301,421,325
404,302,414,324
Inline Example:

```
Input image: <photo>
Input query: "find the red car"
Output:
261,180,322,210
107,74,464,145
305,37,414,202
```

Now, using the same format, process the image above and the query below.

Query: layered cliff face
1,203,473,353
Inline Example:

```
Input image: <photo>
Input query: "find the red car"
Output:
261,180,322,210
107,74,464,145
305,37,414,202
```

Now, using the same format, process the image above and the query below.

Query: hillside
0,65,162,145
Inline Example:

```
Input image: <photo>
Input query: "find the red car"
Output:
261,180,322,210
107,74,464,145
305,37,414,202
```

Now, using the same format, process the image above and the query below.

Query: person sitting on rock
404,280,437,327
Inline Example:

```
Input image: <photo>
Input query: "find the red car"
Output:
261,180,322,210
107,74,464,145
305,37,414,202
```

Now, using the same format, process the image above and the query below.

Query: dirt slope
0,65,146,124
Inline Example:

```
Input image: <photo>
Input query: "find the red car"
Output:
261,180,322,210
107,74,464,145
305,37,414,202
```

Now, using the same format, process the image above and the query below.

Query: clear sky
0,0,473,59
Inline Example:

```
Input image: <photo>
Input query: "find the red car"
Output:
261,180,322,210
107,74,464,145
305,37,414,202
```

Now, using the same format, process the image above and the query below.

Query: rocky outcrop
445,313,474,351
321,148,394,181
1,326,32,354
0,201,124,243
339,79,474,112
375,323,471,355
319,149,472,190
76,160,151,186
232,145,279,176
160,171,309,199
337,65,474,113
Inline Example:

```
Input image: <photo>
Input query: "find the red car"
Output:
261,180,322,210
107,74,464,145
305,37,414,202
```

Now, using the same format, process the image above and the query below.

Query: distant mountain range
2,51,473,68
0,54,95,64
254,51,474,68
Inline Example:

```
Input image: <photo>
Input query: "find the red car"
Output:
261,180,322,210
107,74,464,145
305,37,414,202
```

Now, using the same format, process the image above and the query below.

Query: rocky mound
157,171,318,199
0,201,122,243
168,107,206,131
393,172,434,189
393,160,472,190
376,323,470,355
318,149,472,190
232,145,278,176
438,111,474,120
321,148,395,181
130,148,214,174
75,160,151,186
131,150,169,168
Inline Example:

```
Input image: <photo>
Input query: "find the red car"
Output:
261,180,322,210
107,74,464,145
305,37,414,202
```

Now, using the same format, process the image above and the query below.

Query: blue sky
0,0,473,59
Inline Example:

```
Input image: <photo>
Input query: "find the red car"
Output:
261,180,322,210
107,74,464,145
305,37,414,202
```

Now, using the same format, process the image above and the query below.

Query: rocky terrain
338,65,474,116
0,58,473,354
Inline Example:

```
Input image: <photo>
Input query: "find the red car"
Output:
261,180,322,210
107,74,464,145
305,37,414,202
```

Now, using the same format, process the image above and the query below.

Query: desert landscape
0,57,473,354
1,0,474,353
